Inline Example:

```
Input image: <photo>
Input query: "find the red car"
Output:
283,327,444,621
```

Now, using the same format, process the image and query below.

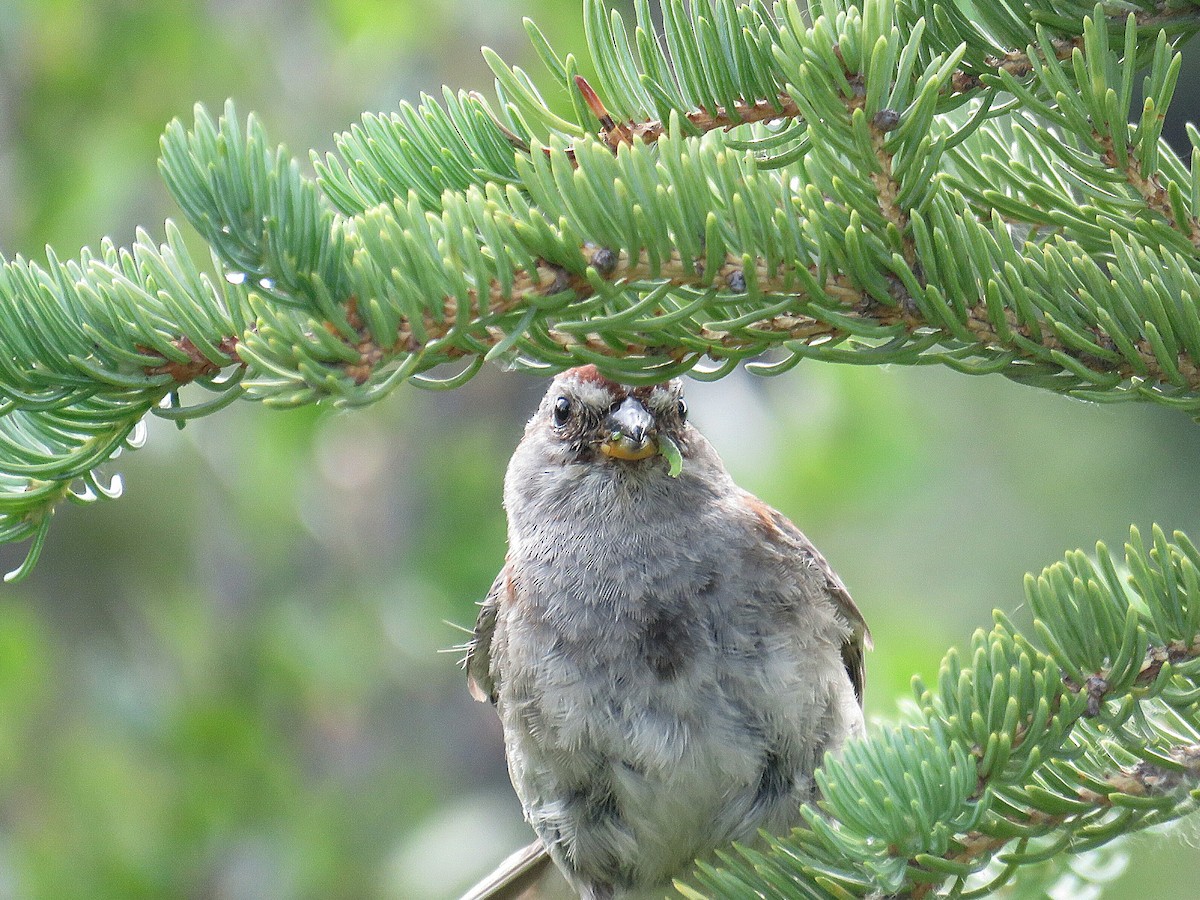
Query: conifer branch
681,526,1200,898
3,1,1200,893
4,0,1200,577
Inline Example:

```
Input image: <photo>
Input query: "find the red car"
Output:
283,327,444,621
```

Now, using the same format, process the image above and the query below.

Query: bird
463,365,869,900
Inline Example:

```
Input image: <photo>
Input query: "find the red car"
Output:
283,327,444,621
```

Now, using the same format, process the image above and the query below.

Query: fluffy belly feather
499,627,846,895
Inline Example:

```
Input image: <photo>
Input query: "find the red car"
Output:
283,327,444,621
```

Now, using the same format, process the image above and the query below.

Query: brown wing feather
805,537,871,705
741,493,871,705
466,565,512,705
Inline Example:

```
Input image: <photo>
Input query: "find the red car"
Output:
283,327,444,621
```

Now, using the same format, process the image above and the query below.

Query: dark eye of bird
552,396,572,427
677,398,688,423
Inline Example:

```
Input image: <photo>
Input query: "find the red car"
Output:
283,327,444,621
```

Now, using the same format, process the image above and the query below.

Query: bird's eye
676,399,688,423
552,396,572,427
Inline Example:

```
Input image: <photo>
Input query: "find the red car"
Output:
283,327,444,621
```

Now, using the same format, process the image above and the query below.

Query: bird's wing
465,564,513,704
805,532,871,705
742,493,871,705
459,839,574,900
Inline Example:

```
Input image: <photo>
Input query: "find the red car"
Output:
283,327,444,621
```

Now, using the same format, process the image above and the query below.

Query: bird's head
526,365,691,475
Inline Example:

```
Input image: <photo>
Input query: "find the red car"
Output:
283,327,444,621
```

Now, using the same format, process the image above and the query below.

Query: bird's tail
459,840,575,900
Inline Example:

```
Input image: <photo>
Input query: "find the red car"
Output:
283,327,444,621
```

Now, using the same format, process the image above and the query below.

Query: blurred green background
2,1,1200,897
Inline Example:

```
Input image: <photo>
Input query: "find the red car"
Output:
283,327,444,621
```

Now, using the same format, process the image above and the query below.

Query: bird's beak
599,397,657,461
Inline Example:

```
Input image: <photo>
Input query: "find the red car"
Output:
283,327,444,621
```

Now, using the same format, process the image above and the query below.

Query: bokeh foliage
3,0,1200,897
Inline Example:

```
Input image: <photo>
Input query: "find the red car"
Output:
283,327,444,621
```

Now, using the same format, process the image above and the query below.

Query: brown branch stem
906,637,1200,898
142,335,241,384
309,240,1200,393
1098,134,1200,250
907,741,1200,899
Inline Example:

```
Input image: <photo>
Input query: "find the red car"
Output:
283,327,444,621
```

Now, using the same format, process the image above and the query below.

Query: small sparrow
464,366,869,900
